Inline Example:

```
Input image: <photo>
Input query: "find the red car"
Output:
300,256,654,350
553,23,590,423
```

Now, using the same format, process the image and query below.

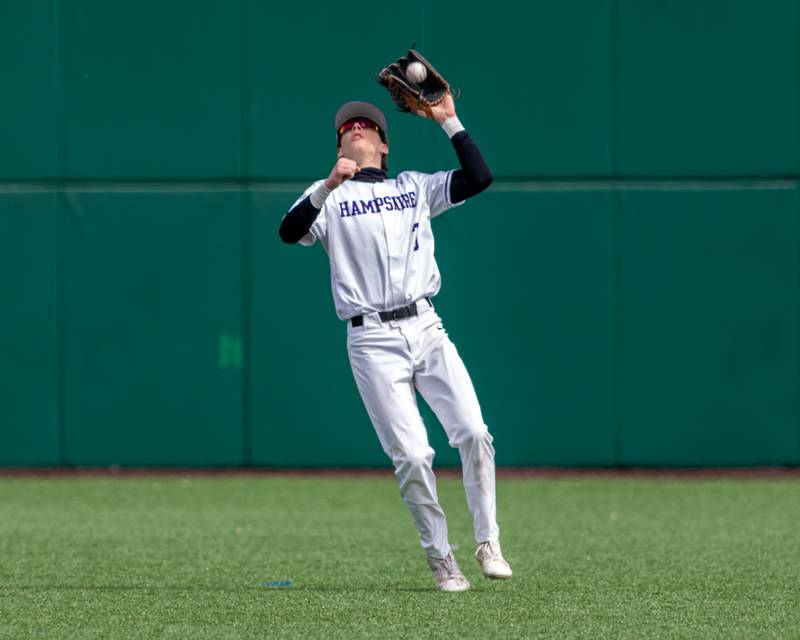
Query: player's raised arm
428,94,493,204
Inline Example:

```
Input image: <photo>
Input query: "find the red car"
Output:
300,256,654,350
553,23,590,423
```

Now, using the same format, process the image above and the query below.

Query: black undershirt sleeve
449,130,493,204
278,195,320,244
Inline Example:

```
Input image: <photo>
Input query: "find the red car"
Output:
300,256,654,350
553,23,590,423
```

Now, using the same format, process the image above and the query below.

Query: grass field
0,474,798,639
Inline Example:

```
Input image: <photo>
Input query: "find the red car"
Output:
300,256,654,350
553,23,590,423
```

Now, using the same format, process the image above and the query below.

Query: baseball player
278,94,511,592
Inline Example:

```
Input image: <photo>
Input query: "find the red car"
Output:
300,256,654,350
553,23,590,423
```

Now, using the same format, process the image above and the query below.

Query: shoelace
432,554,464,581
479,541,502,561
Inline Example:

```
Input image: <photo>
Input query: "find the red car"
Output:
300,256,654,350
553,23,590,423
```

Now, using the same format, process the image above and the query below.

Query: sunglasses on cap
337,118,382,138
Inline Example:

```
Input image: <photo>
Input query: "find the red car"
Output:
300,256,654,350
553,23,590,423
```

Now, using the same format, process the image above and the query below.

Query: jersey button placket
378,201,403,308
388,253,404,308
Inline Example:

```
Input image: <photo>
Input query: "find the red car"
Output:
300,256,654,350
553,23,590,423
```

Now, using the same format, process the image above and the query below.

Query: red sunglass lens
338,119,378,136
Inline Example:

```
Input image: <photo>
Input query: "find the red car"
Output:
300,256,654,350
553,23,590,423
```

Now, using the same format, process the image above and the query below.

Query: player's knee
452,426,493,456
392,447,433,474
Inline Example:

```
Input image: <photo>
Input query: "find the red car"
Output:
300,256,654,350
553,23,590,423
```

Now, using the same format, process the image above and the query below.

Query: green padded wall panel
617,0,798,176
63,1,243,178
0,193,59,464
431,190,616,465
429,0,613,178
0,1,57,179
617,187,799,465
1,1,799,468
63,191,243,465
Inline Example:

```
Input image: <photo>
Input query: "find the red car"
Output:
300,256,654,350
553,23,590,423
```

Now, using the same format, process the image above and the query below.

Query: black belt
351,297,431,328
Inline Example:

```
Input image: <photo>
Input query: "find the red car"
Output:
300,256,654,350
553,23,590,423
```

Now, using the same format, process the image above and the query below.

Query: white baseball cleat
475,541,513,579
427,551,471,592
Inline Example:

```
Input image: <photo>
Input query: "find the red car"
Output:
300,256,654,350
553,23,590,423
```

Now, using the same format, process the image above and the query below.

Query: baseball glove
376,48,450,118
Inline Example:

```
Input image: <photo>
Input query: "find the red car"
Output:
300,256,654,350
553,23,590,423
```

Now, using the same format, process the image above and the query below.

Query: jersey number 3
411,223,420,251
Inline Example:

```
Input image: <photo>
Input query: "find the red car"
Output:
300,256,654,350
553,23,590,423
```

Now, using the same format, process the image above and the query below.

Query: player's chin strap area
350,297,433,328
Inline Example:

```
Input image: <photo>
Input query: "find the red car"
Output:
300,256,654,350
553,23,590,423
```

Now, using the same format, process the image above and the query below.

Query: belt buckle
391,309,401,320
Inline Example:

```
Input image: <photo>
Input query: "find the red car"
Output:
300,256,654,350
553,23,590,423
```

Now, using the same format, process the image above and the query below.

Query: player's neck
346,151,382,171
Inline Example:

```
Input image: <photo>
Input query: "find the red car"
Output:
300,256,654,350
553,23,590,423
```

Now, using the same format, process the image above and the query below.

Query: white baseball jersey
290,170,464,320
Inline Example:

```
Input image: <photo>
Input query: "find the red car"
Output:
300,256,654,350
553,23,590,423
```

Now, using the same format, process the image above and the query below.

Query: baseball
407,61,427,84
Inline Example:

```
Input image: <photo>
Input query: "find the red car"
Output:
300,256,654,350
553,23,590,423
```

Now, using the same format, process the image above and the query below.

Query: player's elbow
475,169,493,194
278,217,299,244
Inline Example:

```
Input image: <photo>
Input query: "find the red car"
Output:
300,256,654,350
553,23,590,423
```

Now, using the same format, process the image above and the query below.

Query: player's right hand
429,92,457,124
325,158,360,189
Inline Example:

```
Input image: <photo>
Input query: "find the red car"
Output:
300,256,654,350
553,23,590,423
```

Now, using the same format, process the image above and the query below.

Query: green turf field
0,475,797,639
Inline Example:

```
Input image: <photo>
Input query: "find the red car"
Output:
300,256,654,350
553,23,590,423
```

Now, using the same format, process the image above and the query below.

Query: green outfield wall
1,0,799,467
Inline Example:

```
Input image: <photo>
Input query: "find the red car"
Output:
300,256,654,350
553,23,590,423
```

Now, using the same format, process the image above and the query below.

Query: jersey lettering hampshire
293,170,463,320
338,191,417,217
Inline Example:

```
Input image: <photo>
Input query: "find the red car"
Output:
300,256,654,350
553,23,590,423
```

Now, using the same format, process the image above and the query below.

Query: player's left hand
429,93,456,124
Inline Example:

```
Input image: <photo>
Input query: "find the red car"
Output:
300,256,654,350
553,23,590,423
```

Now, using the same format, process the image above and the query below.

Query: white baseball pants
346,297,499,559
